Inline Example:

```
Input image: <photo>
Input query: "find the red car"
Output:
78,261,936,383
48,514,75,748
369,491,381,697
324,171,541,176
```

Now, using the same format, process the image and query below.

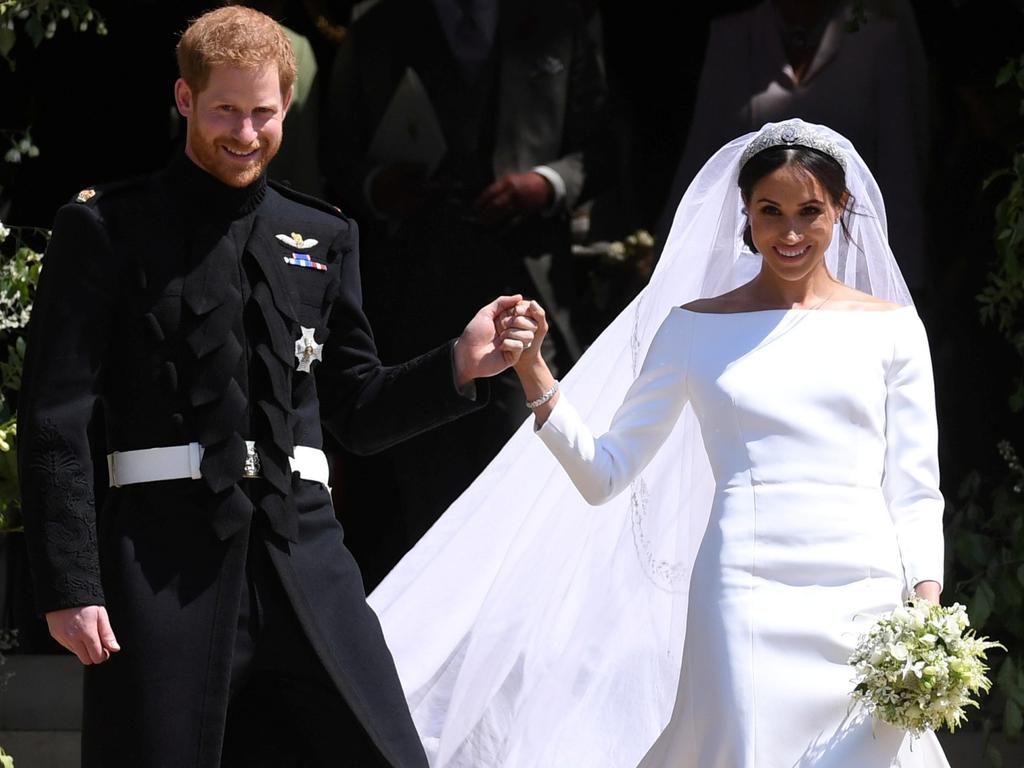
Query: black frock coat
17,153,486,767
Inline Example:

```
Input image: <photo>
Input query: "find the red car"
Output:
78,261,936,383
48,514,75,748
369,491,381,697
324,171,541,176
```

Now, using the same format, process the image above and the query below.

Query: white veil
368,120,913,767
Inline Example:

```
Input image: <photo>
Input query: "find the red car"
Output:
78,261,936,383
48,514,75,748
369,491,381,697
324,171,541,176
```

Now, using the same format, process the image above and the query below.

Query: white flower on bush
3,148,19,164
0,223,8,242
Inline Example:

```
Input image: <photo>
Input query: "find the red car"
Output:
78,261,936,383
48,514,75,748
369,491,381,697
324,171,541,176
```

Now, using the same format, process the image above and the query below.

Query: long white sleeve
882,311,945,591
537,311,694,505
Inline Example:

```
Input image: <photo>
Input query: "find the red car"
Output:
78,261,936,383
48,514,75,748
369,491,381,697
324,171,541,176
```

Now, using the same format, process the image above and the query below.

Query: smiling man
17,6,535,768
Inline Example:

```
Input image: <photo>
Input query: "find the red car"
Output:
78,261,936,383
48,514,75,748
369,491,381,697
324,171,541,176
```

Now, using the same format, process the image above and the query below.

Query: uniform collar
164,151,268,223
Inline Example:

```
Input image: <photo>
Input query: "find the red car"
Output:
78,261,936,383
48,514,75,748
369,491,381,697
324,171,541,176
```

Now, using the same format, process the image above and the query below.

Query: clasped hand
453,295,542,387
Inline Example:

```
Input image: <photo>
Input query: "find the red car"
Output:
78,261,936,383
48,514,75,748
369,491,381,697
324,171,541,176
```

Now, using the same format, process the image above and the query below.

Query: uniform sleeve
18,202,119,613
536,312,693,505
317,218,486,455
882,312,945,591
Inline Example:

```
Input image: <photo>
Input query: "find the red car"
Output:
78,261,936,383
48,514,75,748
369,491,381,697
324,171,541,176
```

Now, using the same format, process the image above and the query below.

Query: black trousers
221,517,391,767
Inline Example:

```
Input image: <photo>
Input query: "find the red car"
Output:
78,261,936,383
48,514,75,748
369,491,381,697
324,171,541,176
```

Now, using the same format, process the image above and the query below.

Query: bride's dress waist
710,481,890,532
701,482,901,578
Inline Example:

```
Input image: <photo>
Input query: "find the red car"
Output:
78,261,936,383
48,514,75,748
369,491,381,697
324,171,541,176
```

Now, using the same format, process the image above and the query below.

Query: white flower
26,144,38,158
849,598,1002,735
0,222,8,241
888,642,909,661
3,148,20,164
902,657,925,680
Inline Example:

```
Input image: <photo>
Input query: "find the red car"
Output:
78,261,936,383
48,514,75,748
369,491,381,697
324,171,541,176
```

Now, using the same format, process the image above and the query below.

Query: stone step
0,656,83,731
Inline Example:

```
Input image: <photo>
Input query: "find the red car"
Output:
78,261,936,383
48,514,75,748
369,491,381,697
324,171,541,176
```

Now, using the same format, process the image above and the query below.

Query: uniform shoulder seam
268,180,349,221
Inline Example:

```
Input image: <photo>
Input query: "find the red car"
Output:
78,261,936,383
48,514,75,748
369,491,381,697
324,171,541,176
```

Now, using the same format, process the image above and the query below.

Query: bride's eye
760,205,781,215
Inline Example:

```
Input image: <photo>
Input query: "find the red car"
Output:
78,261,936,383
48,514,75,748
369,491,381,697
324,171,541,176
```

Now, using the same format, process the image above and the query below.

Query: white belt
106,441,330,489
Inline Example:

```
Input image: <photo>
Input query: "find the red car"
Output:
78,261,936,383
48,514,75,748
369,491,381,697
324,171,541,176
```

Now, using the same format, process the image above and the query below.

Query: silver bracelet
526,380,559,410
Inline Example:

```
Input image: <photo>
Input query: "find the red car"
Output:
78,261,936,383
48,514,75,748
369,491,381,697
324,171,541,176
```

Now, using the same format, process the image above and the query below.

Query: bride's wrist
514,352,549,379
515,358,553,397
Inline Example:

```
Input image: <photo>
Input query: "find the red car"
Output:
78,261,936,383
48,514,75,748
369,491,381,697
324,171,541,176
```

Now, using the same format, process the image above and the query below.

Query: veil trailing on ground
368,120,913,767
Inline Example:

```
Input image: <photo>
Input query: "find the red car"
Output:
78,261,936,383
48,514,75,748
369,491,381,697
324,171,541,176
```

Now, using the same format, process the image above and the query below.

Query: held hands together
453,295,541,387
50,298,547,665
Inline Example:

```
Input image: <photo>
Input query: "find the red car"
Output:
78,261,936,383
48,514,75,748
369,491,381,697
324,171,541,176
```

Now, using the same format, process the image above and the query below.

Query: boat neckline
673,304,915,316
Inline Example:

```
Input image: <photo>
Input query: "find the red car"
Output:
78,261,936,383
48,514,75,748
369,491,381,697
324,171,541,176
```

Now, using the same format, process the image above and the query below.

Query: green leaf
956,532,993,570
1000,575,1024,609
0,26,13,58
997,59,1017,87
971,580,996,629
1011,390,1024,413
24,14,43,47
986,740,1004,768
983,168,1015,190
998,656,1018,690
1006,699,1023,739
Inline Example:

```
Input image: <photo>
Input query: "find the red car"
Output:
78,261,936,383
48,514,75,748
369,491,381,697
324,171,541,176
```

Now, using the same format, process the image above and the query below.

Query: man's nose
234,116,258,144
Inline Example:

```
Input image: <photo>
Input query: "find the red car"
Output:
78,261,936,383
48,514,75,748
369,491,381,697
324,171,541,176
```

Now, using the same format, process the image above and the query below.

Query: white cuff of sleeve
532,165,566,217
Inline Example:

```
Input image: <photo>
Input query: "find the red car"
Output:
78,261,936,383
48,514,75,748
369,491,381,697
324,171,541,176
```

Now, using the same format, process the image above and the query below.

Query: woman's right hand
509,300,548,373
506,300,560,425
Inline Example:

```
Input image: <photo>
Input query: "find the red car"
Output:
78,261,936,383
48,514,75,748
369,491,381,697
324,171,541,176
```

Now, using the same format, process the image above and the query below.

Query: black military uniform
18,152,485,767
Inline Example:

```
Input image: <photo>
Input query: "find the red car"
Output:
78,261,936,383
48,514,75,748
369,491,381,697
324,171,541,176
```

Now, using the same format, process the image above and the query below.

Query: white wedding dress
537,305,949,767
369,121,953,767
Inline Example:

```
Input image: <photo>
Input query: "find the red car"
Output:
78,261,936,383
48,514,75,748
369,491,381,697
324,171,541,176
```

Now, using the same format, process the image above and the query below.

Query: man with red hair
18,6,534,766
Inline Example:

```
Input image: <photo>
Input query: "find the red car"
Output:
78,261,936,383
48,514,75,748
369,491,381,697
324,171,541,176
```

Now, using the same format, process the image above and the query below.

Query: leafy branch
980,55,1024,412
0,0,106,71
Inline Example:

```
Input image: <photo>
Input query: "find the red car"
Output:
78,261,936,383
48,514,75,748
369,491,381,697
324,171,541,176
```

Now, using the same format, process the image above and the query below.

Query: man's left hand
474,172,553,226
454,295,538,387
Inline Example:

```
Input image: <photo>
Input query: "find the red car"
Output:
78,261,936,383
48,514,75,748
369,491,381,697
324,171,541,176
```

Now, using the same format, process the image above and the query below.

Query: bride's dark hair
738,146,855,253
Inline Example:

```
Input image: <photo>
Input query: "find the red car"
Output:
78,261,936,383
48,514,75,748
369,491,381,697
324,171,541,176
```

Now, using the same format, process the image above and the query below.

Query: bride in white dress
368,120,951,767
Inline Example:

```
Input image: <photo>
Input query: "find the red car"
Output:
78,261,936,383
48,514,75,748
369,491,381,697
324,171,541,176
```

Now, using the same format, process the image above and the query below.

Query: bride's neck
750,267,839,309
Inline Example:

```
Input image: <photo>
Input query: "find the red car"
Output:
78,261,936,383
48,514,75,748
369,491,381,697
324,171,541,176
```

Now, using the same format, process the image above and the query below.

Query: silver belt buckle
242,441,262,479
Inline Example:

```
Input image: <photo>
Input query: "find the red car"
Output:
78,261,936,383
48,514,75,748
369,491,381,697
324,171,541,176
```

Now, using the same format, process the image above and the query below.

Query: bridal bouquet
849,598,1003,735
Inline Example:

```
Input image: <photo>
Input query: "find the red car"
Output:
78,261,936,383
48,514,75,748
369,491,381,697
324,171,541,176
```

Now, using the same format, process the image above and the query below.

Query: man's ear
174,78,194,118
281,84,294,117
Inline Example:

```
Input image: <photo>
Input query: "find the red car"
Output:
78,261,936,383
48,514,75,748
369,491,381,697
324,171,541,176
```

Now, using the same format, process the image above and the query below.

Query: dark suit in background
325,0,614,584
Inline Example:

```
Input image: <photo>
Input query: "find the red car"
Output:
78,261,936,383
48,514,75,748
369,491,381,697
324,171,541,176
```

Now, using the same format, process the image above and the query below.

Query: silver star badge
276,231,319,250
294,326,323,373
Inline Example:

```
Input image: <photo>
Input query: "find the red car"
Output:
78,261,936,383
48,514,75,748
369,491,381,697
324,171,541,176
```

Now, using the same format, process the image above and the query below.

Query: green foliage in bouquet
850,599,1003,735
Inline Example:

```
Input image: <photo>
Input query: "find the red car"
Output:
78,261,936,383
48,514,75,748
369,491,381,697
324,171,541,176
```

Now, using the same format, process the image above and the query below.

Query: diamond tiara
739,120,847,171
